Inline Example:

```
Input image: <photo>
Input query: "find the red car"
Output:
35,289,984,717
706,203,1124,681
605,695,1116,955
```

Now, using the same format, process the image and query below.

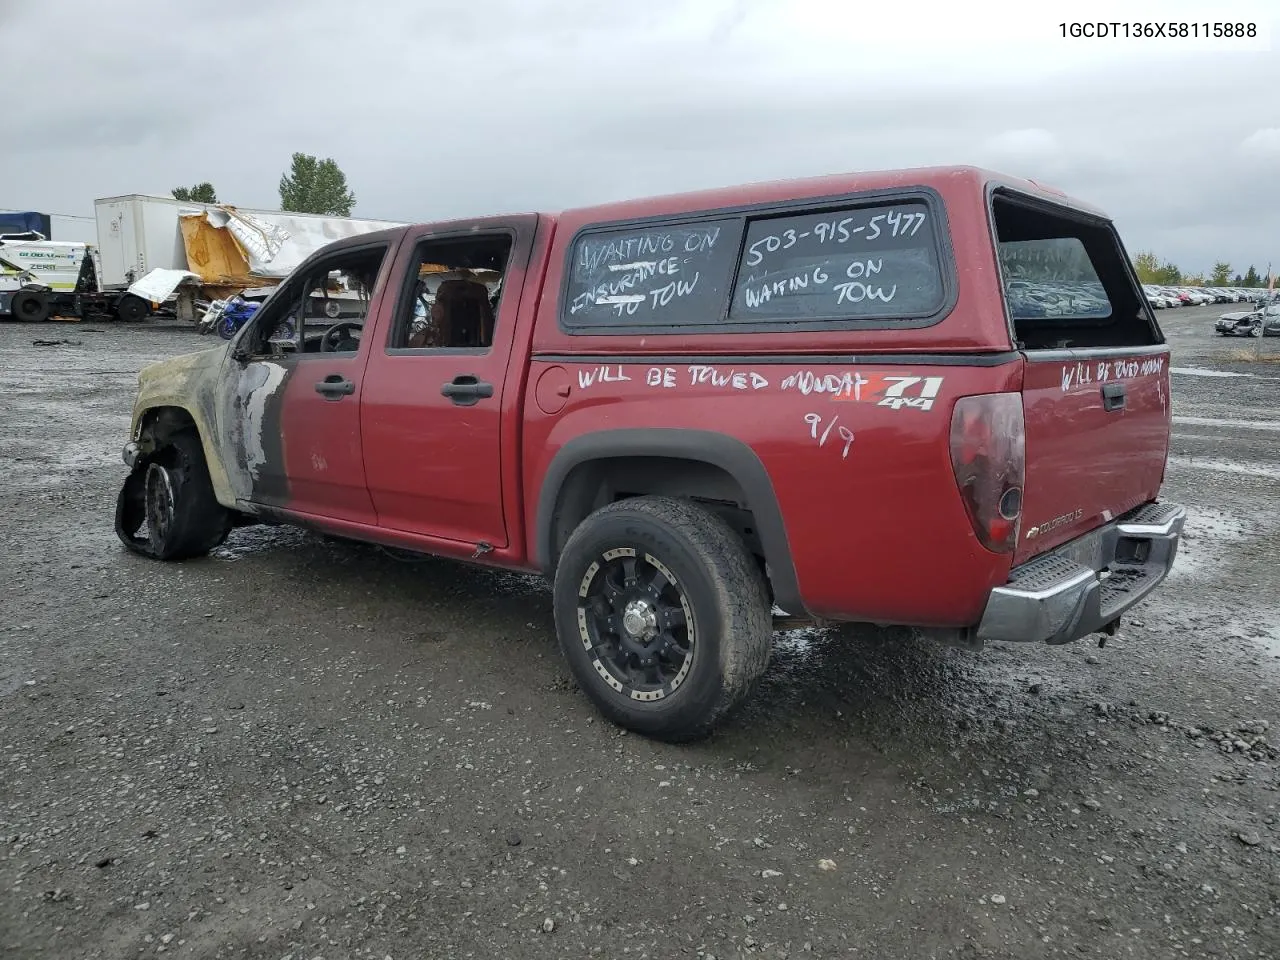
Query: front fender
125,345,234,506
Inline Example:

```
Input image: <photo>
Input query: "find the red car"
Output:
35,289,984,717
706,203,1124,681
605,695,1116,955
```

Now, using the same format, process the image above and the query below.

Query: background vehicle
112,166,1185,742
0,232,154,322
1216,302,1280,336
197,295,262,339
1,195,404,322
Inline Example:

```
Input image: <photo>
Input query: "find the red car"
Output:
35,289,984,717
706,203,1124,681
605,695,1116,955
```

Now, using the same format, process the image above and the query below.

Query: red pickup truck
115,165,1185,741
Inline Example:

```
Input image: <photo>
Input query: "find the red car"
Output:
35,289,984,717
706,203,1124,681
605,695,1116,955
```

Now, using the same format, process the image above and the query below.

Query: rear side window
992,191,1159,350
559,193,952,333
729,201,945,321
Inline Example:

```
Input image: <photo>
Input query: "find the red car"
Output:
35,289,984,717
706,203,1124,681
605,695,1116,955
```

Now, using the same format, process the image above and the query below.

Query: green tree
1244,265,1261,287
277,153,355,216
1210,262,1232,286
172,182,218,203
1154,261,1182,285
1132,251,1161,284
1182,273,1205,285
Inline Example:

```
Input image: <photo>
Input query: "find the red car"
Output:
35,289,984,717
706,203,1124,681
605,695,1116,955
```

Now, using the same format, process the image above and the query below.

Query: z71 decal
826,373,945,411
869,375,945,411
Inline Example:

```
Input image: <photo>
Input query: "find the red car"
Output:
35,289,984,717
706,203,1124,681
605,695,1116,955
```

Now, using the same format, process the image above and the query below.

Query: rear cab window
990,190,1161,351
559,192,954,334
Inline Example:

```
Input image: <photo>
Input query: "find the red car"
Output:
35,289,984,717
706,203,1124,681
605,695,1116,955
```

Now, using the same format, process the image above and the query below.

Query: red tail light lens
949,392,1025,553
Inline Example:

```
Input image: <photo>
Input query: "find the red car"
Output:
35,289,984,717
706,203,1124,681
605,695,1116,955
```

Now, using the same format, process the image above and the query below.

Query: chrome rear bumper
976,501,1186,645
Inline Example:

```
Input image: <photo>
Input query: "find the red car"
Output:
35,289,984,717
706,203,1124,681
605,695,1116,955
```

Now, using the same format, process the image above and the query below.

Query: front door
358,217,538,547
212,239,398,524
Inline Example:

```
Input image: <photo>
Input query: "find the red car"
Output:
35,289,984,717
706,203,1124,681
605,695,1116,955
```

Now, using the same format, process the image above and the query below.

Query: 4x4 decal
829,373,946,411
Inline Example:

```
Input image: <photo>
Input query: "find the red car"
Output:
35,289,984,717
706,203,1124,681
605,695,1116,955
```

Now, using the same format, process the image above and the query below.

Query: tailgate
989,186,1173,566
1016,349,1170,563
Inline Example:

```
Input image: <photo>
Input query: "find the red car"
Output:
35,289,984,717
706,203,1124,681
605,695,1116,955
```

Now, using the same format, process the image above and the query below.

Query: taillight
949,392,1025,553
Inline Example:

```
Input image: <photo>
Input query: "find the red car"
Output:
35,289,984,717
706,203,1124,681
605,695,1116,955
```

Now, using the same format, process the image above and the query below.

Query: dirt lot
2,304,1278,960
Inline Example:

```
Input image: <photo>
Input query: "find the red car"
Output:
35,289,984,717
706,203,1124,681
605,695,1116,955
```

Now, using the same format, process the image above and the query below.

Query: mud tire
552,495,773,743
115,430,231,560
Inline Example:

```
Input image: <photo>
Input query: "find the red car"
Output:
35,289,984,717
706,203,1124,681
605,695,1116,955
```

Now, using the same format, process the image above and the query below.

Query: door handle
1101,381,1126,412
441,374,494,406
315,374,356,400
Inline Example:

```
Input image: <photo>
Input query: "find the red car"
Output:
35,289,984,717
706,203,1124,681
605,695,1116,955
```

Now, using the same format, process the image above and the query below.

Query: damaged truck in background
1,194,403,324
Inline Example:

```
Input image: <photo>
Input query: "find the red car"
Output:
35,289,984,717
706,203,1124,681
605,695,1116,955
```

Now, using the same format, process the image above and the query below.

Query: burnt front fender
127,346,236,508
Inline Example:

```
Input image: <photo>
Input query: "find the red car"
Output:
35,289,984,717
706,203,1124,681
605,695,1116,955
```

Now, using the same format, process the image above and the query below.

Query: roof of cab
555,164,1110,225
323,165,1109,250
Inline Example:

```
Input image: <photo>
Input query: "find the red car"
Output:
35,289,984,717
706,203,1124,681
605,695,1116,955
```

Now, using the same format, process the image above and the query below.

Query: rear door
358,216,539,547
991,188,1172,564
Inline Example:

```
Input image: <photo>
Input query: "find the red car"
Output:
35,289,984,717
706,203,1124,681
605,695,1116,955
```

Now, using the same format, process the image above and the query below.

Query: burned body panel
116,345,244,557
212,358,294,509
124,346,235,505
117,338,300,559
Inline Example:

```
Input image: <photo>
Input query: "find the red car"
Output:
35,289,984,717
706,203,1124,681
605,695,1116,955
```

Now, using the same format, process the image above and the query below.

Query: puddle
1170,367,1253,378
1224,618,1280,660
211,525,312,560
773,625,823,655
0,672,24,698
1165,455,1280,481
1172,416,1280,432
1167,506,1258,580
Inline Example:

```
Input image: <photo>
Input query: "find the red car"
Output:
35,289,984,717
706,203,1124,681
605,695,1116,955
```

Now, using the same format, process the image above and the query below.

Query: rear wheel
552,495,773,742
115,430,231,560
115,294,151,323
11,290,50,323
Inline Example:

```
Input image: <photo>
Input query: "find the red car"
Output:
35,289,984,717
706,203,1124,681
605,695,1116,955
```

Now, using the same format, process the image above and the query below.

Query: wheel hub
576,548,695,699
621,598,658,642
145,463,174,540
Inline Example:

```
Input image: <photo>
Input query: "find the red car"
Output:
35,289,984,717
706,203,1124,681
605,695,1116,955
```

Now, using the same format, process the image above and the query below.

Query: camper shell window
991,190,1161,350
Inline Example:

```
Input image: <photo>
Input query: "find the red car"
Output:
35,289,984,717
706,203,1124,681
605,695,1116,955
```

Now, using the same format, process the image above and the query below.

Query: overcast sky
2,0,1276,277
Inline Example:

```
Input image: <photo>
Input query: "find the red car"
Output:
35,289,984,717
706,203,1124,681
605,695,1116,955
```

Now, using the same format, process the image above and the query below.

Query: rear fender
535,428,805,616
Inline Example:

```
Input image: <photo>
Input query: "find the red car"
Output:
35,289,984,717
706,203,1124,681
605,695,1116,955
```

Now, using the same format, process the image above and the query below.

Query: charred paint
124,346,234,502
120,341,298,526
214,358,293,508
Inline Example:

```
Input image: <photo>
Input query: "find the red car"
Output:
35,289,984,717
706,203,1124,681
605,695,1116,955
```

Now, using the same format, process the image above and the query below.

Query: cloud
0,0,1276,276
1238,128,1280,160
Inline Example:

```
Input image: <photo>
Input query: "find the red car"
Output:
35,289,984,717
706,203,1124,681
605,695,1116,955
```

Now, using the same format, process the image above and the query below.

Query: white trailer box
93,195,405,291
95,195,195,289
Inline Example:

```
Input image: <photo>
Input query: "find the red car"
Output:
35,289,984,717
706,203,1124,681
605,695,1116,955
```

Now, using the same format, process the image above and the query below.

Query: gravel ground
1,305,1278,960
